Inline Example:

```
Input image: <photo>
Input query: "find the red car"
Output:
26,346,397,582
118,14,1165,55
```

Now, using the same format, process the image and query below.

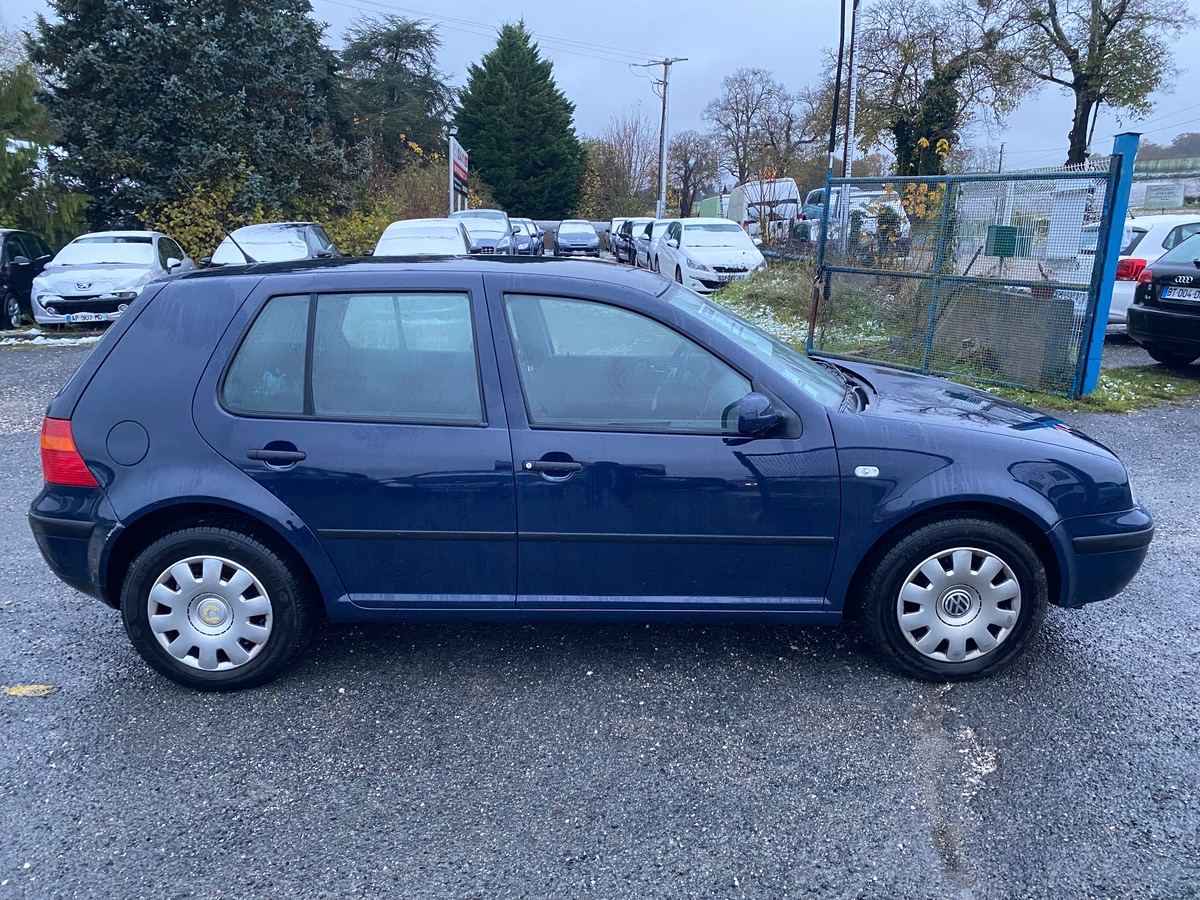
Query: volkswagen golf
29,257,1153,690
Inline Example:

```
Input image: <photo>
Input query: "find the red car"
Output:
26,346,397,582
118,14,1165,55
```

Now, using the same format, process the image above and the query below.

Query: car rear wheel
1146,347,1197,367
856,517,1047,680
4,292,23,330
121,527,315,690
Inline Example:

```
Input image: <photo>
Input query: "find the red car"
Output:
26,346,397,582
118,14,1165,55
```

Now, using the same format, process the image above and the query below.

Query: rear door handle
248,448,307,464
522,460,583,474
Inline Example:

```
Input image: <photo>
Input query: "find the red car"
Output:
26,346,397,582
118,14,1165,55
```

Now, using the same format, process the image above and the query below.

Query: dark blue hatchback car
30,257,1153,690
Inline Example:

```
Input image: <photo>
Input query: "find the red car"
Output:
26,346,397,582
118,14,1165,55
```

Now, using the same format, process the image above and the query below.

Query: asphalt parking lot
1,339,1197,899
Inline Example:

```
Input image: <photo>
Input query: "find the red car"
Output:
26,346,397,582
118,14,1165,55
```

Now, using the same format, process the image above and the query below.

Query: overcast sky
5,0,1200,174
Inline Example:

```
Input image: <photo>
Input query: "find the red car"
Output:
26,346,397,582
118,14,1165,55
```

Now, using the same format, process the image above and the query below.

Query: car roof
172,254,670,290
682,217,742,226
1127,213,1200,231
227,222,314,234
72,230,163,240
381,218,461,231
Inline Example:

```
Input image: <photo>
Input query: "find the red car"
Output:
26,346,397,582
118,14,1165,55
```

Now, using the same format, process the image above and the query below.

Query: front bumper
32,292,138,326
1050,505,1154,608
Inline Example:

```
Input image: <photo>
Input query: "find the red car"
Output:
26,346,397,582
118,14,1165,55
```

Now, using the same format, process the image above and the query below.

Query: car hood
686,247,765,268
35,264,153,295
836,359,1117,459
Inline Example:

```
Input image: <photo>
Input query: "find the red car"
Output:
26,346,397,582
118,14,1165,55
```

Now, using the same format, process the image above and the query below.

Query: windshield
559,223,596,238
455,216,506,237
212,229,309,264
1080,224,1148,257
684,223,752,248
51,236,154,267
1157,232,1200,265
376,234,468,255
664,285,846,406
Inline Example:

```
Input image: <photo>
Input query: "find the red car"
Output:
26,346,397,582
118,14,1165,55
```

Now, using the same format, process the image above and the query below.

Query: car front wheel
857,517,1047,680
675,267,684,284
121,526,315,690
4,292,23,329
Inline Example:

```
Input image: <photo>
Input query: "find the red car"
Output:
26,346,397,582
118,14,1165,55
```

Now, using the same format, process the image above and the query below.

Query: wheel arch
839,500,1062,620
102,501,334,615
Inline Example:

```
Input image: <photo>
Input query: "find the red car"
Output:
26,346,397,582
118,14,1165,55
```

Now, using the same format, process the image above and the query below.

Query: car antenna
175,173,258,264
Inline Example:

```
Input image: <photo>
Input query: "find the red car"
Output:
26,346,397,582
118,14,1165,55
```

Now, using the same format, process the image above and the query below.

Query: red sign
451,137,468,184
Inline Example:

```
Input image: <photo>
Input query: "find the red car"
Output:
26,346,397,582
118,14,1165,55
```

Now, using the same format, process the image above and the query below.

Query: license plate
1163,286,1200,301
717,273,748,282
65,312,110,323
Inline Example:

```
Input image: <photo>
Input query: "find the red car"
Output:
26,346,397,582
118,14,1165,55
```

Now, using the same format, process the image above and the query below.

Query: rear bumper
28,486,121,607
1127,305,1200,353
1051,506,1154,608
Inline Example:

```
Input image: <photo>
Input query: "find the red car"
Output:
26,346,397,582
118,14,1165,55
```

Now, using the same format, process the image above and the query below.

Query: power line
314,0,664,64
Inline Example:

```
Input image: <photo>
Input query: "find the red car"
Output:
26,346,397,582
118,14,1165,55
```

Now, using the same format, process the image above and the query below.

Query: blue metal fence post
1081,132,1140,394
921,181,955,373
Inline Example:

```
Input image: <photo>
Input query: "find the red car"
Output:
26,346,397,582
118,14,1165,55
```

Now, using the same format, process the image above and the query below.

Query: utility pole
841,0,862,179
637,57,687,219
998,142,1006,174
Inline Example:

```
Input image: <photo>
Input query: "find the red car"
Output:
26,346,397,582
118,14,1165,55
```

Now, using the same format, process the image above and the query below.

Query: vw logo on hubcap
941,589,973,619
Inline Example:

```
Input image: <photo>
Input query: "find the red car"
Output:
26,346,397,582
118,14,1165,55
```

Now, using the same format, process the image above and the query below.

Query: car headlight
685,257,713,273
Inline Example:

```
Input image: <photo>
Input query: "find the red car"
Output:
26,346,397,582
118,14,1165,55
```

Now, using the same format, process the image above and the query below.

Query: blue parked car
29,258,1153,690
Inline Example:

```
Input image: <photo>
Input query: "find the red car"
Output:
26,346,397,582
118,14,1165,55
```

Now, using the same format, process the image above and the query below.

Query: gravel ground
0,340,1197,899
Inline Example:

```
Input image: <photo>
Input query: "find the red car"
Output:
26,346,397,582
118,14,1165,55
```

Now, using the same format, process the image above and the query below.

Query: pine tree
455,23,583,219
28,0,351,227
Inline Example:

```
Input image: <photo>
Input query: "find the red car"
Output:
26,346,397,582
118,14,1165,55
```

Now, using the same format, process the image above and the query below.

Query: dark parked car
512,218,544,256
30,257,1152,691
2,229,55,328
614,217,653,265
208,222,339,267
1127,232,1200,366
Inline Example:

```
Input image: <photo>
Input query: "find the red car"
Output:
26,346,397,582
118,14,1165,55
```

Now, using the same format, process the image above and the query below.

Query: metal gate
807,134,1139,397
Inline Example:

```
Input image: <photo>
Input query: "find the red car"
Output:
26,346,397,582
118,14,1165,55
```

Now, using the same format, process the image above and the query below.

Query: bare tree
703,68,791,184
668,130,720,216
757,87,824,177
599,104,659,202
1012,0,1189,166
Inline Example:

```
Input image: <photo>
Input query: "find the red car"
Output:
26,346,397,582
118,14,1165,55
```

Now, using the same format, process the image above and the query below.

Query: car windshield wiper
814,357,865,412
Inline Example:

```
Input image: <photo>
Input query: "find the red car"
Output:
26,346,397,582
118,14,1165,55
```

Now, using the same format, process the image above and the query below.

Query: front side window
504,294,750,433
223,292,482,424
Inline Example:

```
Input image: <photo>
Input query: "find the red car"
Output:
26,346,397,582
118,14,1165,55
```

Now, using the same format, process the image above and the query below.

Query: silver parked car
31,231,194,326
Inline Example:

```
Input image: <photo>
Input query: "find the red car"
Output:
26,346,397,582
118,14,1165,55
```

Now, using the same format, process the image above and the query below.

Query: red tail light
1116,258,1147,280
742,221,750,231
40,418,98,487
1137,267,1155,286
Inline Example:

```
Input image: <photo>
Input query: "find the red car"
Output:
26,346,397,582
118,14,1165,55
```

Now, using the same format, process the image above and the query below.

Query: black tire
121,527,316,691
675,266,684,284
4,292,24,330
856,517,1048,681
1146,347,1197,367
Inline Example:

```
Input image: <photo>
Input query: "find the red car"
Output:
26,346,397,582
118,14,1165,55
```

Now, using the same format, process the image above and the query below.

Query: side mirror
512,225,521,234
639,233,649,241
11,255,31,266
667,238,679,248
199,256,212,267
315,250,334,259
166,257,182,271
737,392,782,436
469,245,482,254
362,249,374,256
537,229,545,237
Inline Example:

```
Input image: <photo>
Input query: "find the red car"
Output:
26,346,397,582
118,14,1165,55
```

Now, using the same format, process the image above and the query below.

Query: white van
726,178,801,241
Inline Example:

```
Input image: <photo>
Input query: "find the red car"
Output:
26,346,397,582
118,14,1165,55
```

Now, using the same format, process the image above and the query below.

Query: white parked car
1083,214,1200,324
31,231,194,326
728,178,801,242
634,218,678,270
208,222,339,266
374,218,473,256
654,218,767,293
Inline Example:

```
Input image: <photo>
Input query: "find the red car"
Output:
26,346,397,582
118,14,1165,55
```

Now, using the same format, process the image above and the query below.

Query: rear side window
223,292,482,424
1162,223,1200,251
224,294,309,414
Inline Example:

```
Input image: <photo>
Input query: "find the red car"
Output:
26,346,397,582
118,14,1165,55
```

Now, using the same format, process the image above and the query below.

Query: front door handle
522,460,583,475
248,448,307,464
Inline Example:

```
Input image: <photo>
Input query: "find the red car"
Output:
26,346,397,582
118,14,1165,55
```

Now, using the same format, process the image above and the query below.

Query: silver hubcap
896,547,1021,663
147,556,273,671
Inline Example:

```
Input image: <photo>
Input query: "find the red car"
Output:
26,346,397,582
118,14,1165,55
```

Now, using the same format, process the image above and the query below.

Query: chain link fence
806,161,1121,397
